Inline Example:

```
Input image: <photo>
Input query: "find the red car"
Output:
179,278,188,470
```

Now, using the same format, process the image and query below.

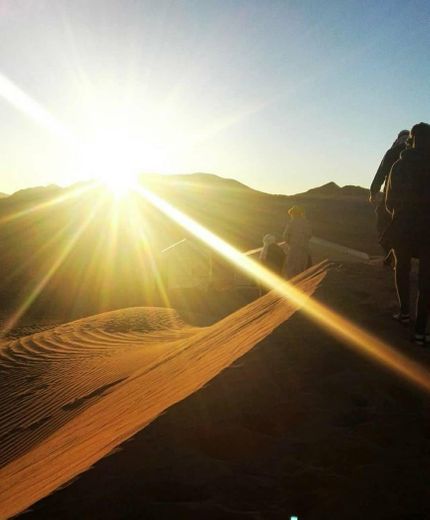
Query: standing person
283,206,312,279
370,129,409,262
385,122,430,345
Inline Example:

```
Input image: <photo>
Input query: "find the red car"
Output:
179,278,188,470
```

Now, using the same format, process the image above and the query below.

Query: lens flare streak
0,68,429,394
0,73,75,143
136,185,430,394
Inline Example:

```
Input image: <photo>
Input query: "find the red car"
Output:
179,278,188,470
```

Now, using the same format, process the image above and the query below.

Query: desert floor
6,255,426,520
15,256,430,519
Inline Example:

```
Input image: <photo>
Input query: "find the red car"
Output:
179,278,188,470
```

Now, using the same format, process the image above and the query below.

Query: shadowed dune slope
0,263,326,519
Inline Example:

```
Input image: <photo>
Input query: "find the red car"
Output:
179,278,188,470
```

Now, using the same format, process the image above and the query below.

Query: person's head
393,129,410,147
262,234,276,246
410,122,430,153
288,205,305,219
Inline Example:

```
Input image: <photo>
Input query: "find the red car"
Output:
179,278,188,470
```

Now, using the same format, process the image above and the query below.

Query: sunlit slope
0,175,375,321
0,263,325,518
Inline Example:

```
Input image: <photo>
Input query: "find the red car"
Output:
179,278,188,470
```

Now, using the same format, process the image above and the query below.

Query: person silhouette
385,122,430,345
283,206,312,279
370,129,409,263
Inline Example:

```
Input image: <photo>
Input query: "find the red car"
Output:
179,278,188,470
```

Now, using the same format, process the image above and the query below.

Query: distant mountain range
299,181,368,198
139,173,375,253
0,173,377,321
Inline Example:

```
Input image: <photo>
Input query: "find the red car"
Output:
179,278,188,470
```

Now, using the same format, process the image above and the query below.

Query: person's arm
370,149,392,201
385,160,402,215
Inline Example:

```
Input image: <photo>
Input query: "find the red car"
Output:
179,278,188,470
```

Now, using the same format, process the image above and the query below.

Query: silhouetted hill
8,184,62,201
290,181,372,253
300,181,341,197
144,172,259,193
0,173,377,320
140,175,376,254
298,182,368,198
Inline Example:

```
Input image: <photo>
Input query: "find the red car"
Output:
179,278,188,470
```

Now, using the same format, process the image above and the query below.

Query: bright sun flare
84,133,141,196
99,170,139,197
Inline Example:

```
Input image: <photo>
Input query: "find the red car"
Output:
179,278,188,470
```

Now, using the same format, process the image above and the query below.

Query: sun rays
2,150,430,395
0,73,75,144
2,148,430,396
134,184,430,394
0,182,97,226
1,195,106,337
0,69,430,395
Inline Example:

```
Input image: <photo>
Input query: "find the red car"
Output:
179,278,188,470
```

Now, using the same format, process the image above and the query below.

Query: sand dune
0,263,326,518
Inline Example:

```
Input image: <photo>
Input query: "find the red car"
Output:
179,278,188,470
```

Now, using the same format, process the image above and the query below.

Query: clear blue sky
0,0,428,195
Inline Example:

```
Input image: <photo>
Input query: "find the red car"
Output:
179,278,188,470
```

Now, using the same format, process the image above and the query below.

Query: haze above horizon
0,0,428,196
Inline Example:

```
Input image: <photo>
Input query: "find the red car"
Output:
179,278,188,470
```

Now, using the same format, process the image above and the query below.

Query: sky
0,0,428,195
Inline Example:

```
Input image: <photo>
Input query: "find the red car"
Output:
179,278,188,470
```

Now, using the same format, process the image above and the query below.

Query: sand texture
0,263,326,518
20,259,430,520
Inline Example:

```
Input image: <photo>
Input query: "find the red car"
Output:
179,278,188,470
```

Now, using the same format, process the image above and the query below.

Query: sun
70,93,186,195
94,157,139,199
99,169,139,198
77,130,144,198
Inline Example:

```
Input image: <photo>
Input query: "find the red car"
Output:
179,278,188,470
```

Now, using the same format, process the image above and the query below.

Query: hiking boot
392,312,411,325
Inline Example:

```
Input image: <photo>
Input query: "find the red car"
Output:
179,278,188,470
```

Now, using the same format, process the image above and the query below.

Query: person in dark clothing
283,205,312,279
385,122,430,345
370,129,409,260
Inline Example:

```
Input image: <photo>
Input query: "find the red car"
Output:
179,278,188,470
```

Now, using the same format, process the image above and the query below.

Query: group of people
258,122,430,346
370,122,430,345
259,204,312,283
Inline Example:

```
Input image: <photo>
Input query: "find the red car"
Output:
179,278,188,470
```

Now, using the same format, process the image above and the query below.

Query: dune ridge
0,263,326,518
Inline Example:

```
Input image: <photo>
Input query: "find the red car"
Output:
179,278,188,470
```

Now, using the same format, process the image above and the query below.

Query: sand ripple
0,263,326,519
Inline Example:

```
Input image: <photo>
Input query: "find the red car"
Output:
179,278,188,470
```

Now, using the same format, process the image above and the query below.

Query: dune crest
0,263,326,518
